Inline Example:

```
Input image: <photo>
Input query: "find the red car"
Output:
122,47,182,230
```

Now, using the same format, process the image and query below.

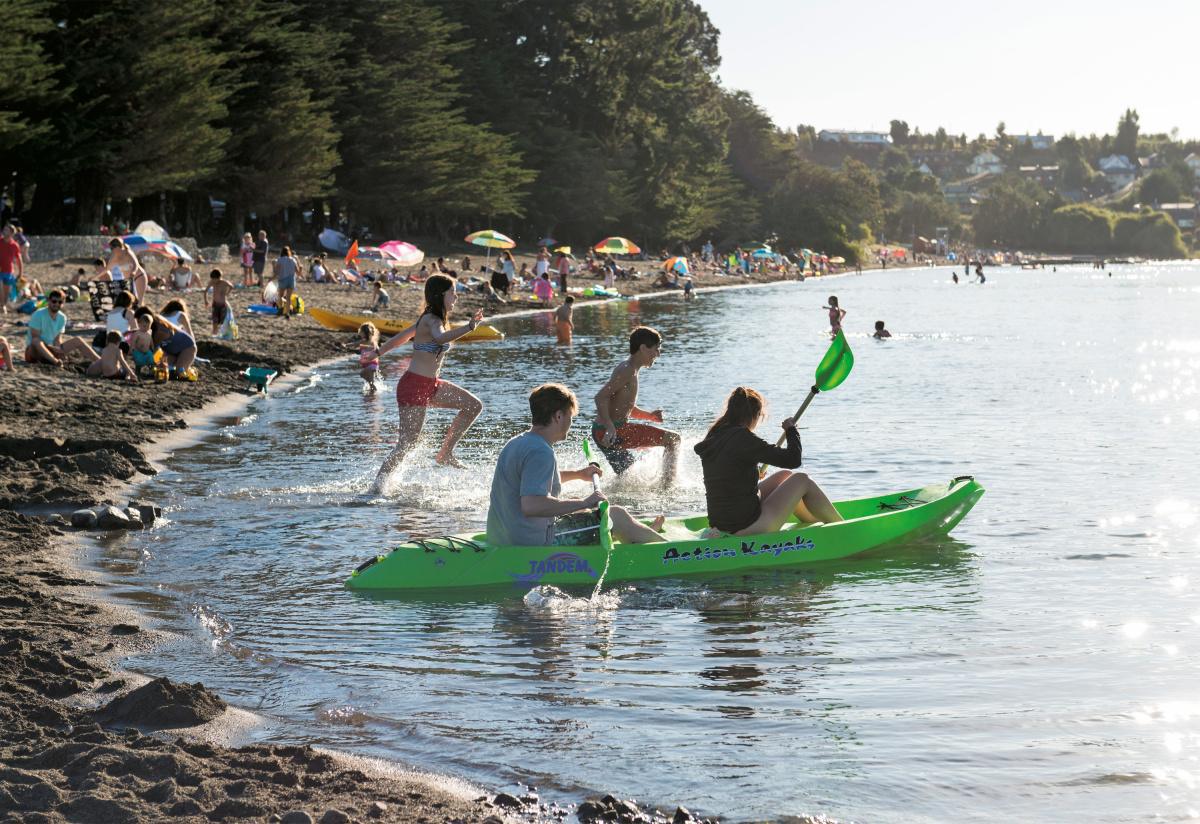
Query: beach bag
218,305,238,340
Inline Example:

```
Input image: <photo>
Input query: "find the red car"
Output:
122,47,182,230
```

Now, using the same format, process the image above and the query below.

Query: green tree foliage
211,0,342,229
0,0,58,153
1113,211,1188,258
1137,168,1189,205
889,120,909,145
1041,205,1113,252
1115,108,1140,159
971,177,1048,247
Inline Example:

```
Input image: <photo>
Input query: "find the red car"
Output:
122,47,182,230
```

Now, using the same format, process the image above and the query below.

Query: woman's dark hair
529,383,578,426
705,386,765,438
113,291,134,309
421,274,455,321
281,245,292,256
161,299,187,316
134,306,153,319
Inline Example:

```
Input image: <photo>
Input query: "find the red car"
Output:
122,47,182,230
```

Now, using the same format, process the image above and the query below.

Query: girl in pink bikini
372,275,484,490
825,295,846,337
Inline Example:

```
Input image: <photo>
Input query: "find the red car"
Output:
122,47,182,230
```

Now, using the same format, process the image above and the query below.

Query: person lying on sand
487,383,664,547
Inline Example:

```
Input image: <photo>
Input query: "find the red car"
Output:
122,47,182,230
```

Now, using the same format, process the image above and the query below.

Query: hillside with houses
803,110,1197,257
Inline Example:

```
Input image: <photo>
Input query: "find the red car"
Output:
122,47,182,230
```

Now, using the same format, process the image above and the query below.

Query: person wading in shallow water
592,326,681,485
372,274,484,490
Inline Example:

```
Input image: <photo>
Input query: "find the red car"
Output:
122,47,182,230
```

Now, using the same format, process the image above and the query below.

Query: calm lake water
94,264,1200,822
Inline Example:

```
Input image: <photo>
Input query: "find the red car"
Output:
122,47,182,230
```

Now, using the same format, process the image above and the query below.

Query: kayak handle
951,475,974,485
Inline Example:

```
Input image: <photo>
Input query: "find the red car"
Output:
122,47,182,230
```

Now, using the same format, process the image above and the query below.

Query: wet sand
0,252,799,822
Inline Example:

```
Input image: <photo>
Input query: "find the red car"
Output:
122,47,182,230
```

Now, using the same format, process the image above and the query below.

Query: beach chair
86,280,130,322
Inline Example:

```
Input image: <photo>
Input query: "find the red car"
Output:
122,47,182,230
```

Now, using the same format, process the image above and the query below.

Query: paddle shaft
774,386,819,447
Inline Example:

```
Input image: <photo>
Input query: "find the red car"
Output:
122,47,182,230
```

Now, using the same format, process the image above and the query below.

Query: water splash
523,585,622,613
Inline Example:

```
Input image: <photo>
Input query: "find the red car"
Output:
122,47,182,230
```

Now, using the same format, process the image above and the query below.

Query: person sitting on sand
169,258,199,291
160,299,196,340
205,269,234,335
593,326,681,484
694,386,842,535
86,331,138,382
487,383,665,547
371,281,390,311
0,335,12,371
134,306,196,379
555,296,574,345
24,289,101,366
873,320,891,339
372,274,485,487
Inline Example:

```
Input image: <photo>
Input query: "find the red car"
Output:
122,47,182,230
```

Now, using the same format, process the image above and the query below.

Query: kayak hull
346,477,984,592
308,305,504,341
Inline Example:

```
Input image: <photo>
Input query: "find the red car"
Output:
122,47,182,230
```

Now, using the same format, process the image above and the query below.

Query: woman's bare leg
429,380,483,467
373,405,428,492
737,472,842,535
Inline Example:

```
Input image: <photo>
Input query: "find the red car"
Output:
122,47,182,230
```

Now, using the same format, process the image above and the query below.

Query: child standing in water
554,296,574,345
825,295,846,337
353,322,381,392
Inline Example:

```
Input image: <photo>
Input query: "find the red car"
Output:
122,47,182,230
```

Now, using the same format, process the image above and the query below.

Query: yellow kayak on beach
308,305,504,341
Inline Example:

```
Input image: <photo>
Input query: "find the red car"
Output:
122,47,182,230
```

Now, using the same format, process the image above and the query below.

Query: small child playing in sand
348,322,381,392
555,296,574,345
873,320,891,339
0,335,11,371
86,330,138,382
371,281,390,311
205,270,234,335
825,295,846,337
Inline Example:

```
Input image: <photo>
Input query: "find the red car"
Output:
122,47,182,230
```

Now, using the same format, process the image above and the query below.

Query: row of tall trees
0,0,886,255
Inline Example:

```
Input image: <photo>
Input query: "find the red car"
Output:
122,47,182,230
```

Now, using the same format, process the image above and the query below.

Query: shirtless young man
592,326,681,484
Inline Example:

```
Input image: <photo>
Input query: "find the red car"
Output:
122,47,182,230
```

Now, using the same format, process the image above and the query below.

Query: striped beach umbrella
594,236,641,255
465,229,516,249
379,240,424,267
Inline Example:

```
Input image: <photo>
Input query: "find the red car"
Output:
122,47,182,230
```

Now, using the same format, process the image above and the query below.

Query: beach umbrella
319,228,351,254
465,229,516,267
799,248,814,258
751,247,774,259
594,237,641,256
891,248,906,258
663,256,689,275
553,246,572,255
379,240,424,267
465,229,516,249
141,240,193,263
538,236,558,247
356,246,404,267
829,256,846,264
118,234,153,251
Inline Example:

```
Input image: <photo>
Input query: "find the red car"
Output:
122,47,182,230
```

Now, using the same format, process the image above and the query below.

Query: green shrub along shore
2,3,1195,262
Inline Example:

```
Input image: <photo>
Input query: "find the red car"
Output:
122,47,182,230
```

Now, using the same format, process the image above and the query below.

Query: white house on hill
1186,153,1200,179
1098,154,1137,190
968,151,1005,176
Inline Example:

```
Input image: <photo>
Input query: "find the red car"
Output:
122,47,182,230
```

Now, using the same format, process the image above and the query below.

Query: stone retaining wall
26,235,204,263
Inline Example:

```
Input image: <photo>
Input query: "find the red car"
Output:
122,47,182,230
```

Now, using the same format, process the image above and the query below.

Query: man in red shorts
593,326,680,485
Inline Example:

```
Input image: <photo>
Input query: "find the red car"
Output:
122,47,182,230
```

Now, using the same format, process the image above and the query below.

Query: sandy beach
0,250,797,822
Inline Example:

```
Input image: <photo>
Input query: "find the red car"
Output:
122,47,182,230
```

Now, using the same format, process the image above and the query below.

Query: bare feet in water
435,453,466,469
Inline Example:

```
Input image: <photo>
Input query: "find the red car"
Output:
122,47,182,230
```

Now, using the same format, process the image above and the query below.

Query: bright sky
701,0,1200,141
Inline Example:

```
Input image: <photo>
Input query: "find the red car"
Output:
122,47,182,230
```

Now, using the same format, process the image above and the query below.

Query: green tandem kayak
346,476,984,592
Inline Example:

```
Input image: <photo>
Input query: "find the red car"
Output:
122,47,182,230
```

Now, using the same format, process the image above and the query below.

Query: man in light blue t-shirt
24,289,99,366
487,383,665,547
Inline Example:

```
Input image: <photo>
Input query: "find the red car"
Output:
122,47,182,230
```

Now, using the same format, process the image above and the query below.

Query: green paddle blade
815,330,854,391
598,501,613,553
582,438,595,463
